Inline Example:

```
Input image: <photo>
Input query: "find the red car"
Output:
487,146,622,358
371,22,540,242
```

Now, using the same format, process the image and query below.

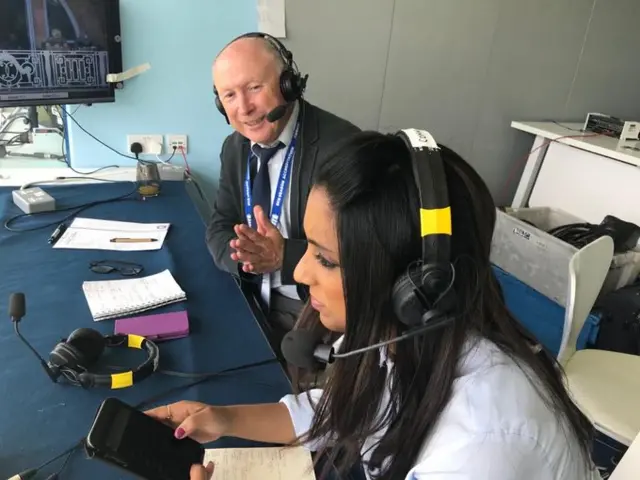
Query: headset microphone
266,104,289,123
281,311,453,371
9,293,59,383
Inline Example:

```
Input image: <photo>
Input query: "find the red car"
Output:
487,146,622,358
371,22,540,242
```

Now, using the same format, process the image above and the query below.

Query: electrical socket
168,134,188,154
127,134,164,155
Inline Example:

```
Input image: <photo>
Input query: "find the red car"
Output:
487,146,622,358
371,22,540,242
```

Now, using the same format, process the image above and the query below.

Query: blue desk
0,181,292,479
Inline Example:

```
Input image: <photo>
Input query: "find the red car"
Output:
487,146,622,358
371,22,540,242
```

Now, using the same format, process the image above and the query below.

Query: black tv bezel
0,0,124,108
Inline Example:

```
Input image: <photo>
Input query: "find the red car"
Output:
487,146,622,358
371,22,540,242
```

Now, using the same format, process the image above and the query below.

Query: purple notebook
114,311,189,341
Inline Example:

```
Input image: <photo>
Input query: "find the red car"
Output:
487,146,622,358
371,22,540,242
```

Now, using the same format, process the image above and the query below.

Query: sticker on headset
402,128,439,150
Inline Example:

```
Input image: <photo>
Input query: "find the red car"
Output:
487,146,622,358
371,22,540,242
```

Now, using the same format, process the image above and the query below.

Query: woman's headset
213,32,308,124
48,328,159,389
280,128,459,367
391,128,457,329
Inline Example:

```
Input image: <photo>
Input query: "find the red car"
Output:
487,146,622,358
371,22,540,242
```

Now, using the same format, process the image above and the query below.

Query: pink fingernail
175,427,185,439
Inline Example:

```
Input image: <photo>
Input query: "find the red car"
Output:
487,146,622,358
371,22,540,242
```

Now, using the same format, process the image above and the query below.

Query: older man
206,32,360,347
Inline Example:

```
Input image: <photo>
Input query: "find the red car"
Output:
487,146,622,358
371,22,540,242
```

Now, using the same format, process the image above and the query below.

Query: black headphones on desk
9,293,160,390
48,328,160,389
213,32,309,124
390,129,457,328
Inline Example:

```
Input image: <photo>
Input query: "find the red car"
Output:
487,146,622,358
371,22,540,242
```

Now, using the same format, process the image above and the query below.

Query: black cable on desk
3,182,138,232
38,357,279,478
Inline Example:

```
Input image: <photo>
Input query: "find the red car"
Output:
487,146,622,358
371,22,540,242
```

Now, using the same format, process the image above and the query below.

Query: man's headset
281,128,458,368
213,31,309,124
9,293,159,389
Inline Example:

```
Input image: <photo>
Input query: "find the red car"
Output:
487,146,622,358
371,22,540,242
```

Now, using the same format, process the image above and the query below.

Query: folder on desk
114,311,189,341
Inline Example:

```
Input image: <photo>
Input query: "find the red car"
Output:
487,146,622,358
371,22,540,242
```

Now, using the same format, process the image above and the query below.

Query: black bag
593,282,640,355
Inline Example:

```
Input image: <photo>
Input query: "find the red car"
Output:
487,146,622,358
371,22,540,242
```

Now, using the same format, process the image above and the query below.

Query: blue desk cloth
0,181,292,479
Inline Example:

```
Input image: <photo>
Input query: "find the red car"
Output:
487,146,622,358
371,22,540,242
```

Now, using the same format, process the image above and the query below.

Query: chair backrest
557,235,614,367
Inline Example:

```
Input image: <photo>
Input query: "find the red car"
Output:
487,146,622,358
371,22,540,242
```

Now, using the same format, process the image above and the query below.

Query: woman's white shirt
279,336,600,480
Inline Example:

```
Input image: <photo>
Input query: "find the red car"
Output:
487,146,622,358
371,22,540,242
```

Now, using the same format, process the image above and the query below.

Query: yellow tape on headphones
127,334,145,349
420,207,452,237
110,371,134,389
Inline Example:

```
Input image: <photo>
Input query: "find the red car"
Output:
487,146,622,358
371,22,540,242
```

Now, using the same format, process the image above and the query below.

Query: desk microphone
281,316,454,370
9,293,59,383
266,104,289,123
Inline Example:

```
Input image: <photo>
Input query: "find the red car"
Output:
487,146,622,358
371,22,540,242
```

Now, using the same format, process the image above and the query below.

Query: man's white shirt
250,101,301,303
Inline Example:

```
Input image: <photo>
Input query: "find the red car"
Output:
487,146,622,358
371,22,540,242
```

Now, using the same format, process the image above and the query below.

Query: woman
147,131,598,479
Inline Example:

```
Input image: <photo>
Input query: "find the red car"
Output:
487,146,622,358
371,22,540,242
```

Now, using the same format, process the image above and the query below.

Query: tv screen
0,0,123,107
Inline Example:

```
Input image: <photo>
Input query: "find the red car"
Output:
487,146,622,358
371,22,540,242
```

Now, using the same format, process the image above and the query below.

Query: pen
109,238,158,243
48,223,67,244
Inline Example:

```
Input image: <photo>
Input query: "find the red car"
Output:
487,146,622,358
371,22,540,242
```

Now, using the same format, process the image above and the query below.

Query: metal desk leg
511,134,550,208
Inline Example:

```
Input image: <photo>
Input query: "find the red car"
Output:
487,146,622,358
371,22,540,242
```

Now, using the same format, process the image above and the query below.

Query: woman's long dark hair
291,131,593,479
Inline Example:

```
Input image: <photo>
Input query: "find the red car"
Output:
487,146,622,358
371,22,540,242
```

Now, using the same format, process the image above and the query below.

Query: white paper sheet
53,217,170,251
257,0,286,38
203,446,315,480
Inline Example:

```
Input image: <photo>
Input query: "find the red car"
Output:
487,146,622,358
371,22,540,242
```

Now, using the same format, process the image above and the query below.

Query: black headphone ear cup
49,342,82,369
214,95,230,124
66,328,106,367
421,266,450,296
279,68,299,102
214,95,224,114
392,273,425,328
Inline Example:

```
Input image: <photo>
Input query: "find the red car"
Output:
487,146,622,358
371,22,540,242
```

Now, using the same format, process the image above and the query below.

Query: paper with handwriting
54,217,169,251
203,446,315,480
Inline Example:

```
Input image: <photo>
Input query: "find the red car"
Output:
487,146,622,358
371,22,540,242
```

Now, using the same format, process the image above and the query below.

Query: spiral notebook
82,269,187,321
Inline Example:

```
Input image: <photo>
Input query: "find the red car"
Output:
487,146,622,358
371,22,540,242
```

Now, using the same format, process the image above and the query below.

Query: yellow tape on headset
420,207,452,237
110,371,134,389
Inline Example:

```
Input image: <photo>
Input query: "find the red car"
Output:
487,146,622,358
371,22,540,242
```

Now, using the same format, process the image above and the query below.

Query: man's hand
230,206,285,274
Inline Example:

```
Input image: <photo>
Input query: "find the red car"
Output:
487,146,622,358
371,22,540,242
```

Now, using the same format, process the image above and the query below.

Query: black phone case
85,398,204,480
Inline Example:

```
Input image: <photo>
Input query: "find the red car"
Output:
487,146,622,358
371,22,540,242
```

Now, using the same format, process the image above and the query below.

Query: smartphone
86,397,205,480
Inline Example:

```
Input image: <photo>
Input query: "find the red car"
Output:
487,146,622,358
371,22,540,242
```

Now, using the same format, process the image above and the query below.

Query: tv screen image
0,0,122,107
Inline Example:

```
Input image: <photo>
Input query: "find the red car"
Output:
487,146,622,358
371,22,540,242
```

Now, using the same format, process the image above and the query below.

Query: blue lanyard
243,120,300,230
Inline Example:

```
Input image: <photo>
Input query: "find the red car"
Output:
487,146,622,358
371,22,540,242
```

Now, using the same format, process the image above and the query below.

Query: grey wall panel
564,0,640,120
280,0,640,205
470,0,597,204
280,0,395,130
378,0,502,160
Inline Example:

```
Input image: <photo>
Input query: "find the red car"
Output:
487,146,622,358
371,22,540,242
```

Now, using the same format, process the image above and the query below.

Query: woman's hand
190,462,214,480
145,401,232,444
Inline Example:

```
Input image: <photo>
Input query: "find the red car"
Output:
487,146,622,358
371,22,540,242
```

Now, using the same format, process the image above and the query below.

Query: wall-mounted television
0,0,123,108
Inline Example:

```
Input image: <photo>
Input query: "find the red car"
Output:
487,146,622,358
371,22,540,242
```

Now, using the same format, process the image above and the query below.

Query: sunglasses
89,260,144,276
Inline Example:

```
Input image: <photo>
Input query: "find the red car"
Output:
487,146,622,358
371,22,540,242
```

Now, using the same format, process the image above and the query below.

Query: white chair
557,235,640,446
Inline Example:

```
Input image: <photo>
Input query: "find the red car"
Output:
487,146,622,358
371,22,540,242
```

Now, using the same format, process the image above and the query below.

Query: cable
547,222,605,249
156,146,177,164
37,357,279,478
59,109,121,176
3,182,138,232
61,106,168,167
43,443,76,480
498,132,602,205
178,146,191,173
61,106,139,161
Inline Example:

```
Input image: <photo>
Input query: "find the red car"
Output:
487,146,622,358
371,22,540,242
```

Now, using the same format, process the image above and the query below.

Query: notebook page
203,446,316,480
82,269,186,321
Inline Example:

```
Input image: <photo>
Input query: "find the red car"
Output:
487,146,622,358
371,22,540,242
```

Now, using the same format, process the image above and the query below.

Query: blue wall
66,0,256,204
